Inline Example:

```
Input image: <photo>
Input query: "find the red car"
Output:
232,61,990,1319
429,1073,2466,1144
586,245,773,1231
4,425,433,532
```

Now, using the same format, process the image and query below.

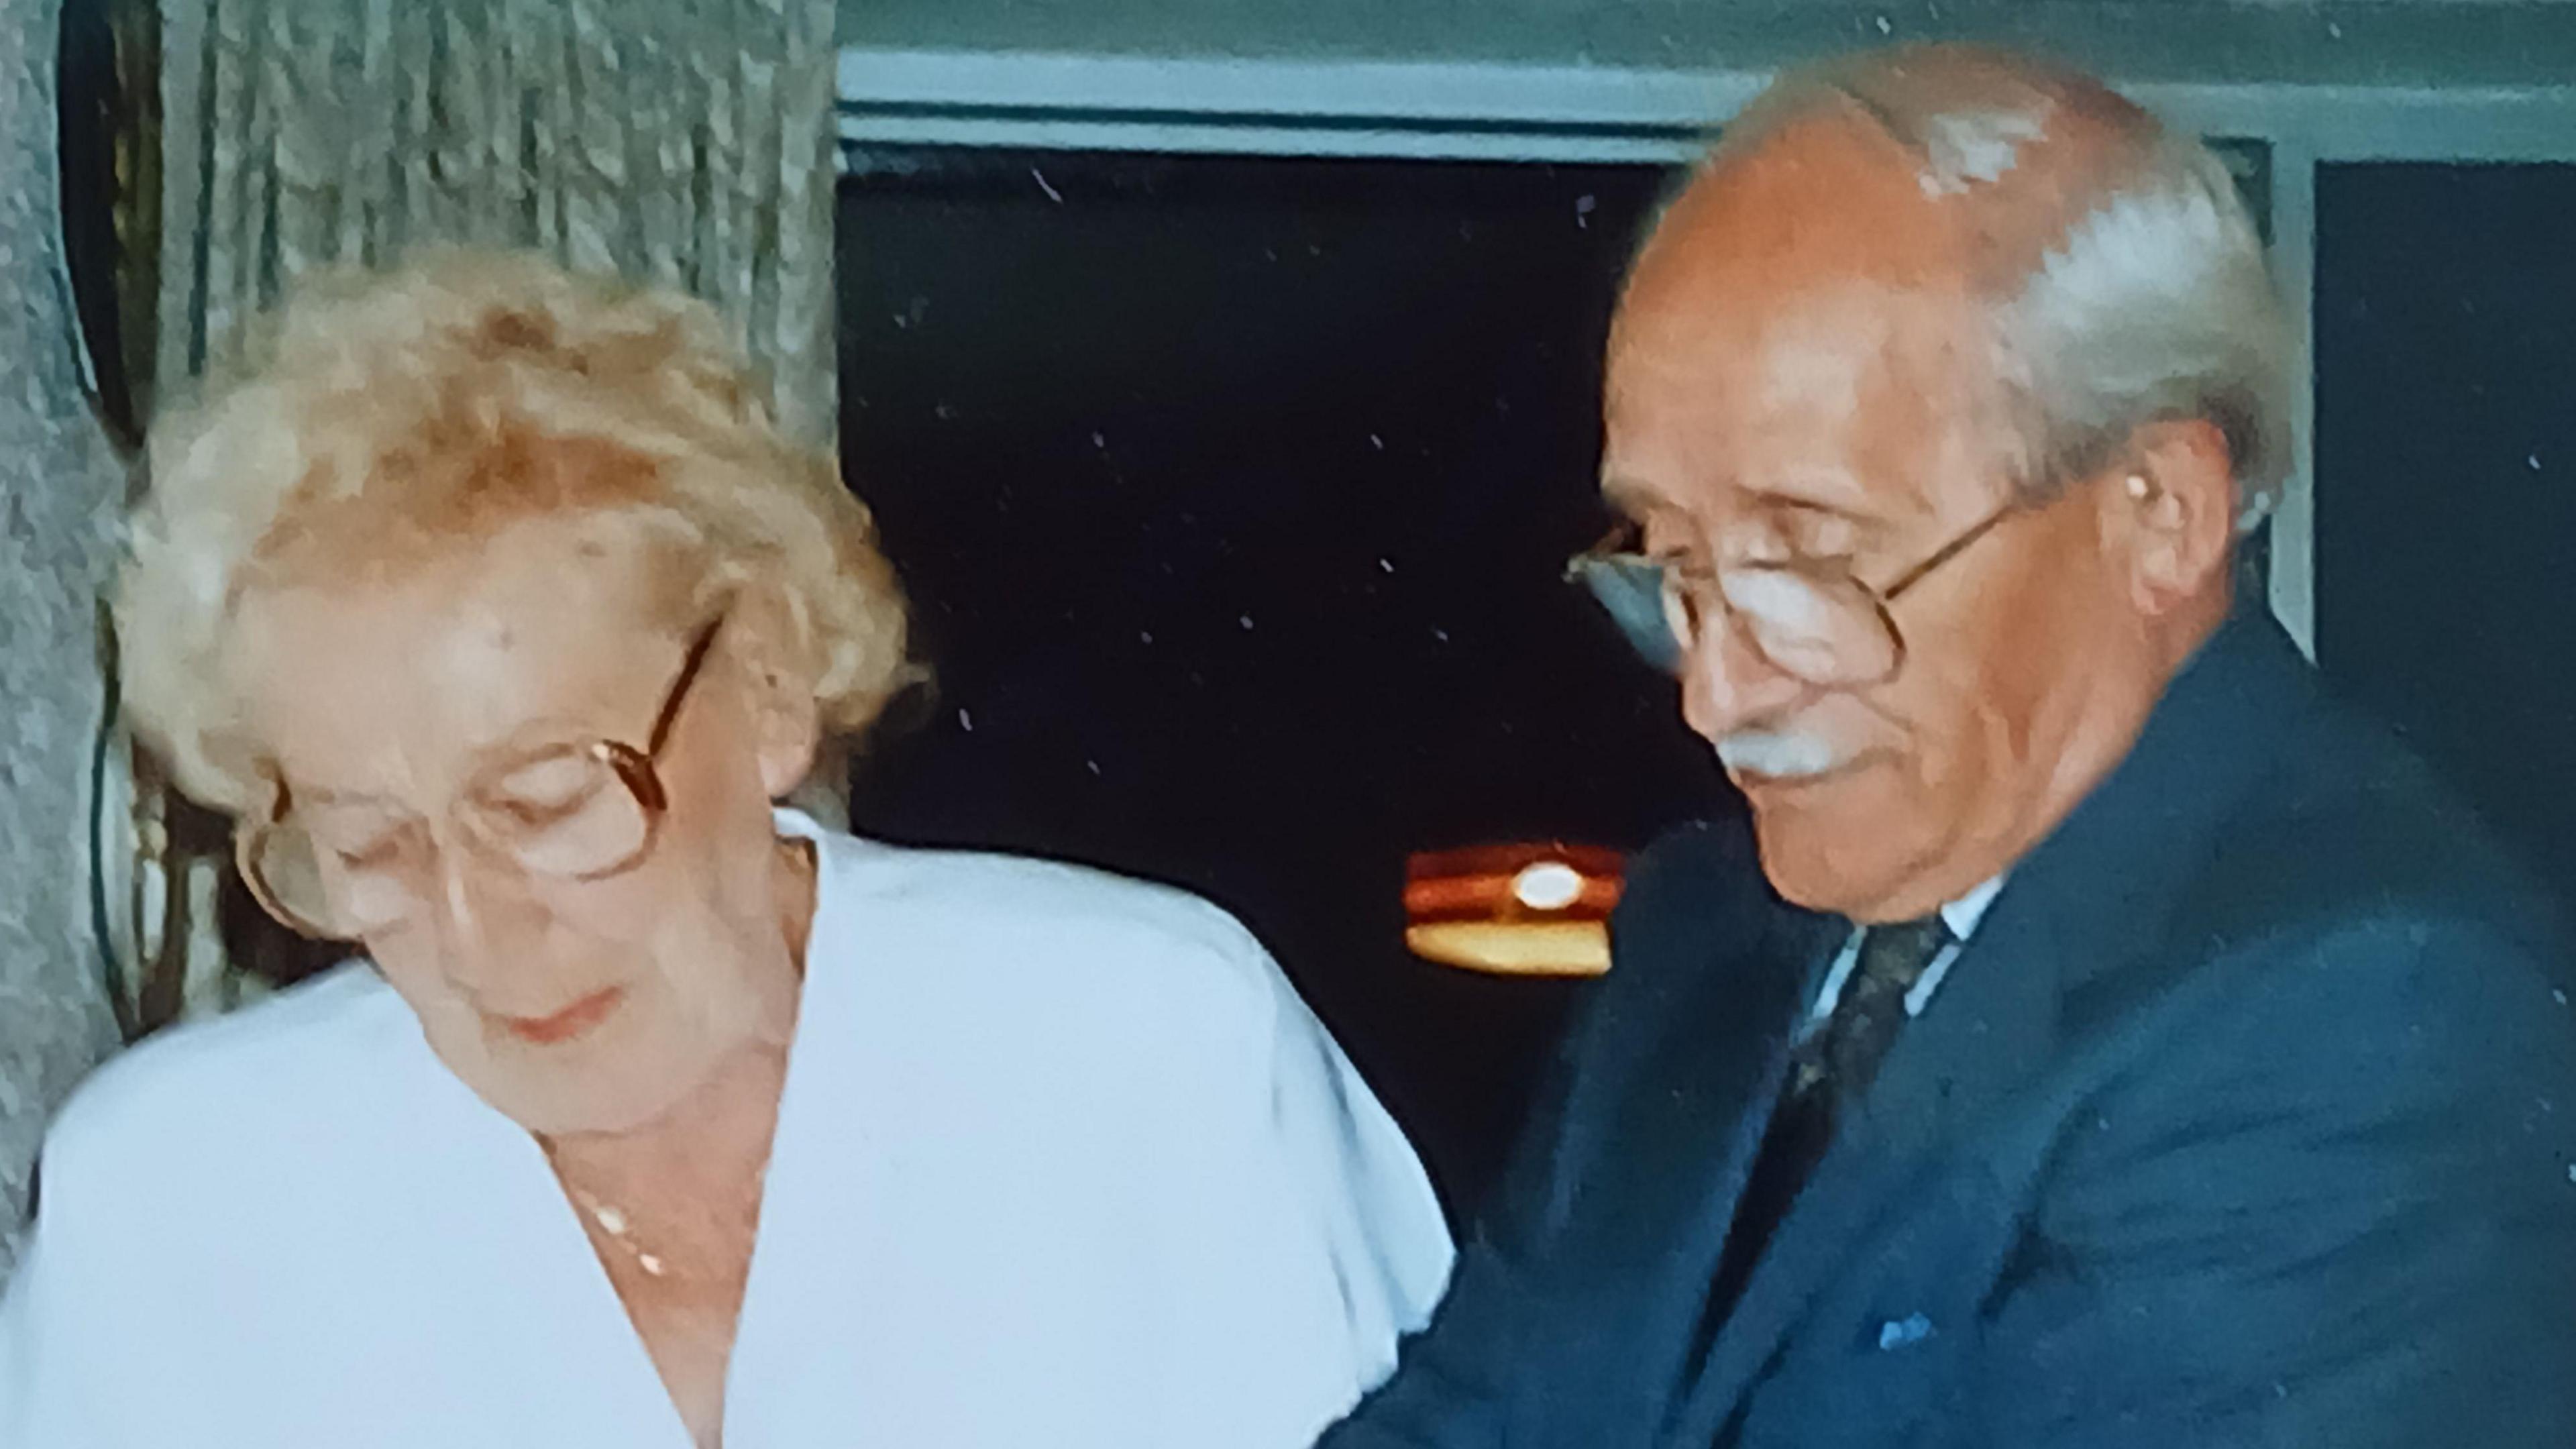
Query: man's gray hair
1717,49,2294,527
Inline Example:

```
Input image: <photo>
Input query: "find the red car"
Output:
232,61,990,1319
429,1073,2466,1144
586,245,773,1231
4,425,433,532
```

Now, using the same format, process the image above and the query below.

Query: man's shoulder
2073,612,2557,960
2082,688,2576,1112
1613,815,1829,975
2188,690,2564,967
1618,815,1770,929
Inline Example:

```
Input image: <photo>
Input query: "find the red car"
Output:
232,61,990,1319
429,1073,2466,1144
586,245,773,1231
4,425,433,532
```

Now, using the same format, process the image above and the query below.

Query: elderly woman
0,254,1450,1448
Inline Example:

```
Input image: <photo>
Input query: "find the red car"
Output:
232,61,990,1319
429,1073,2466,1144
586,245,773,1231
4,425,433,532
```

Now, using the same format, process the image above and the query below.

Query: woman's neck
542,836,817,1221
545,1038,790,1210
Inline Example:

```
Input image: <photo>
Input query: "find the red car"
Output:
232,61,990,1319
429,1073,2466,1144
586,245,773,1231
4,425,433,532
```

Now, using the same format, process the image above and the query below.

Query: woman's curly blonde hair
120,250,917,814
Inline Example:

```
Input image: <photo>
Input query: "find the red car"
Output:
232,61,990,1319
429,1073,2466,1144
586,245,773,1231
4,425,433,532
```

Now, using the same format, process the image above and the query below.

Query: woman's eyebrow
295,785,388,808
290,786,411,822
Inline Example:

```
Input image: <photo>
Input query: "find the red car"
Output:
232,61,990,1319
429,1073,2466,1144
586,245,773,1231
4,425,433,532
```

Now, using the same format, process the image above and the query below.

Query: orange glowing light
1403,842,1625,977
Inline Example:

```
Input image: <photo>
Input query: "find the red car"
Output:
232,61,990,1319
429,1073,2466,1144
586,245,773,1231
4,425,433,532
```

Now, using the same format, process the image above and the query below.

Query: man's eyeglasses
1566,499,2021,684
237,610,730,940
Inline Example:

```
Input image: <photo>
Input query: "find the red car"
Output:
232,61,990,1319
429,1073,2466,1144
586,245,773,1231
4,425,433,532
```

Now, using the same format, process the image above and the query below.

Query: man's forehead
1631,115,1981,289
1605,282,1982,500
1610,111,2014,415
1613,277,1975,411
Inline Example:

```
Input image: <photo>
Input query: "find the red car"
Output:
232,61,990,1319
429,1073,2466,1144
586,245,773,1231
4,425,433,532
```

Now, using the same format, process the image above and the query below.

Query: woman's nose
425,851,541,993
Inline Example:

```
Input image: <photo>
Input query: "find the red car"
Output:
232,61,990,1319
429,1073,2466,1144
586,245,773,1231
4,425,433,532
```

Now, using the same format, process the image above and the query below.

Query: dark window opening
2316,162,2576,913
837,147,1727,1205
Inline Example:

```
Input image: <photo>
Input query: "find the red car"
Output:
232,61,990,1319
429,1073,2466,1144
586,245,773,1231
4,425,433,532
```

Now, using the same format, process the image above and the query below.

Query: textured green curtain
0,0,131,1281
158,0,840,441
122,0,846,1026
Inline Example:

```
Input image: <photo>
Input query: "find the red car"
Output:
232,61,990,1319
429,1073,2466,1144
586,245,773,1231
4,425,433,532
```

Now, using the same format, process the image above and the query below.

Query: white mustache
1715,730,1847,779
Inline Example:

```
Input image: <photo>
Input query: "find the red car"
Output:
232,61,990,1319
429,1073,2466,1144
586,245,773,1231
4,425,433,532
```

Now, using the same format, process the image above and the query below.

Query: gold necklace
570,1185,671,1277
566,1152,773,1284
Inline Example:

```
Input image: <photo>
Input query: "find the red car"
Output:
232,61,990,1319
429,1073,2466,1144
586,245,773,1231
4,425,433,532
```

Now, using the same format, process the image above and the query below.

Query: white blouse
0,815,1453,1448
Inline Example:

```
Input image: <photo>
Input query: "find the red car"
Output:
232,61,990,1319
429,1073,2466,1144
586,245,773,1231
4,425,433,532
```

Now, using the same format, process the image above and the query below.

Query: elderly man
1322,46,2576,1449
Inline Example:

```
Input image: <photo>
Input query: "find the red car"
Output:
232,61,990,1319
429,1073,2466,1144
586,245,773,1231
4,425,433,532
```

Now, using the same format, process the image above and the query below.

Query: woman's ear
722,585,822,800
2110,417,2237,616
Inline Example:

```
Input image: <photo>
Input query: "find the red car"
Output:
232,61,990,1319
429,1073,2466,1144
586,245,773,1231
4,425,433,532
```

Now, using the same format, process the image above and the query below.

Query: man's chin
1745,782,1925,917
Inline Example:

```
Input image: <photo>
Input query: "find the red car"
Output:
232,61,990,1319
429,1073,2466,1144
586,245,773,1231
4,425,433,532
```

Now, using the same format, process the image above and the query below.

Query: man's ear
723,584,823,800
2108,417,2237,615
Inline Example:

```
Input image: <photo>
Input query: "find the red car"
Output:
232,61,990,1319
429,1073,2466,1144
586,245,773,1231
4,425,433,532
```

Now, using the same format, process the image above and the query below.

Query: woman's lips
500,987,625,1046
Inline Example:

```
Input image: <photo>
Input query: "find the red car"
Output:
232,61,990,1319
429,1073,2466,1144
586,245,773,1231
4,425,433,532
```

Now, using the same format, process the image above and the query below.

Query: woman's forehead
237,517,698,791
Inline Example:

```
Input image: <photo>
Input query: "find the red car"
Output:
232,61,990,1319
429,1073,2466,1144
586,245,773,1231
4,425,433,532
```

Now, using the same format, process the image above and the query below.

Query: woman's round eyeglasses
236,610,729,940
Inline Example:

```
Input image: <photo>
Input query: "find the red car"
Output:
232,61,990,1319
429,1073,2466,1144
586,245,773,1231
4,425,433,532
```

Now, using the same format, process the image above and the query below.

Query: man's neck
1860,602,2224,924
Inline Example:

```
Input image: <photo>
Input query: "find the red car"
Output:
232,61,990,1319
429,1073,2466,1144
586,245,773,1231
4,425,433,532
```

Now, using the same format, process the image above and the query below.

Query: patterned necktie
1795,914,1957,1104
1707,914,1958,1328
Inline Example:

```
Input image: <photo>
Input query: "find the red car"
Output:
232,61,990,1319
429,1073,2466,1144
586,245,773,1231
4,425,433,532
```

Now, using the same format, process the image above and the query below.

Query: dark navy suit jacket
1324,611,2576,1448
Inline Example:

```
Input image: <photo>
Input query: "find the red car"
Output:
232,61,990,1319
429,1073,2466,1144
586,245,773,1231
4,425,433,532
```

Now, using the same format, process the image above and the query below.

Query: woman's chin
438,1028,702,1138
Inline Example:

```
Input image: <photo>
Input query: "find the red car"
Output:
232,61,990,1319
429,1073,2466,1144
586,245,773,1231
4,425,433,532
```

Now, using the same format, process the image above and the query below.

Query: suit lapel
1590,892,1840,1271
1556,820,1844,1424
1660,608,2314,1444
1663,889,2065,1446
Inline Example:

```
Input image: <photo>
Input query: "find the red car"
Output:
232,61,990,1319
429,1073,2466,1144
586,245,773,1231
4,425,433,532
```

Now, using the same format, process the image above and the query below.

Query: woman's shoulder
40,965,415,1192
828,833,1254,944
813,833,1295,1034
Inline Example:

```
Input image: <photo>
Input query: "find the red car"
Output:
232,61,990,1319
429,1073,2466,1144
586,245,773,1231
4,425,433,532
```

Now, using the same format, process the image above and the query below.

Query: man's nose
1678,612,1811,743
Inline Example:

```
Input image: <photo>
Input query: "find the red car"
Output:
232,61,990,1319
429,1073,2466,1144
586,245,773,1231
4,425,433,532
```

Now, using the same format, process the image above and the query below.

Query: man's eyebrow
1597,474,1660,515
1741,487,1870,521
1597,474,1658,508
1734,455,1874,511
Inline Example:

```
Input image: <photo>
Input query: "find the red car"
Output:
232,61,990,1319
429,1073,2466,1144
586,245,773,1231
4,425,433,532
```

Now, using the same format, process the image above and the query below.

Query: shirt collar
1939,873,2007,943
1805,874,2009,1028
